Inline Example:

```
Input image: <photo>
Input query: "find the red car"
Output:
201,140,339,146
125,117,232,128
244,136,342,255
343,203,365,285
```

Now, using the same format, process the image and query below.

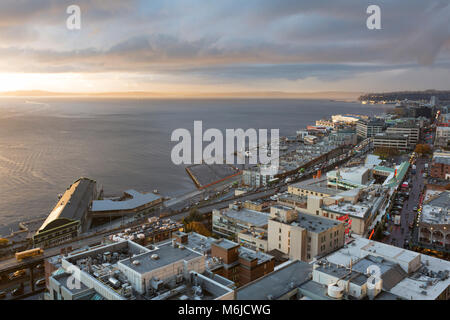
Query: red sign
338,214,352,234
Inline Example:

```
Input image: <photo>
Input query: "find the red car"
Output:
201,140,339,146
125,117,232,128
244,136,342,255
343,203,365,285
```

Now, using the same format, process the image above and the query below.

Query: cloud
0,0,449,91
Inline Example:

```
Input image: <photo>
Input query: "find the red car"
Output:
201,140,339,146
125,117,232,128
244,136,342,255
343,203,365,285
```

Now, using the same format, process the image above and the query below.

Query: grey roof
219,207,270,228
91,189,161,212
426,191,450,208
55,272,91,295
433,156,450,165
119,242,202,274
298,280,332,300
293,212,342,233
315,263,369,285
236,260,312,300
352,255,407,291
290,177,340,196
38,177,96,232
213,239,239,250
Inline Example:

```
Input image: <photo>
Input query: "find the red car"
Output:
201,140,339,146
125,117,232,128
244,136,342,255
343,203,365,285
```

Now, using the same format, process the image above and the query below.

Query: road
383,157,426,248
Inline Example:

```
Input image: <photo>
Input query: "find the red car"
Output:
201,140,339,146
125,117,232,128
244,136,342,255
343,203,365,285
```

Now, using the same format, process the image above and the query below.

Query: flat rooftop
236,260,312,300
432,156,450,165
421,191,450,224
292,212,342,233
187,163,239,188
119,242,203,274
213,238,239,250
239,246,273,264
323,202,370,219
218,207,270,228
91,189,161,212
322,236,450,300
315,262,369,286
290,177,341,196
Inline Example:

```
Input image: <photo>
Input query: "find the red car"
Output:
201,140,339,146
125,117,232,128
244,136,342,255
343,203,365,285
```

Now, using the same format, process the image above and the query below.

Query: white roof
91,190,161,212
324,236,450,300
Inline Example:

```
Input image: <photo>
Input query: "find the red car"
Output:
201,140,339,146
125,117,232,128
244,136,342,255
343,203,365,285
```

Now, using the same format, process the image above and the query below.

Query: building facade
267,206,345,262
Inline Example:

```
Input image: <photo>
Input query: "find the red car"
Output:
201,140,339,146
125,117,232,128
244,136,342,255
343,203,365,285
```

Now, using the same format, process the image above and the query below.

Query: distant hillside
358,90,450,103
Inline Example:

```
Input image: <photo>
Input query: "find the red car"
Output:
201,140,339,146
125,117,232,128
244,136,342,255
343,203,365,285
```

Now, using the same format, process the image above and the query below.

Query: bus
15,248,44,261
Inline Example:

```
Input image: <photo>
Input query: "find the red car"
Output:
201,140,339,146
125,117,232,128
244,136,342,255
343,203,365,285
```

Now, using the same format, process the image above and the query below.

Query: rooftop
322,236,450,300
213,238,239,250
119,242,203,275
323,201,370,219
290,177,341,196
291,212,342,233
91,189,161,212
217,207,270,228
432,156,450,165
236,260,312,300
421,191,450,225
38,177,96,233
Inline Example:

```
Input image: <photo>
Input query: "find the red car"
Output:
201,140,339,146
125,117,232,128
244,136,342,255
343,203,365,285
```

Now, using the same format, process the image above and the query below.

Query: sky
0,0,449,95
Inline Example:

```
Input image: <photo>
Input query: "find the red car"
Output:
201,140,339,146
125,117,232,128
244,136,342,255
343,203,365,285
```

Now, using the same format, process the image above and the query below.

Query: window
279,228,282,233
279,235,281,241
279,244,281,249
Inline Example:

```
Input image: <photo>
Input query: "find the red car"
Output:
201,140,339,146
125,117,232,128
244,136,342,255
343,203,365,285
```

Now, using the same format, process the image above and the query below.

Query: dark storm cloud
0,0,449,86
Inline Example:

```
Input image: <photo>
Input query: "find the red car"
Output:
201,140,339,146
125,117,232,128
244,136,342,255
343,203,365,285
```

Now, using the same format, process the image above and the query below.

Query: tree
185,221,212,237
414,144,432,156
374,147,399,159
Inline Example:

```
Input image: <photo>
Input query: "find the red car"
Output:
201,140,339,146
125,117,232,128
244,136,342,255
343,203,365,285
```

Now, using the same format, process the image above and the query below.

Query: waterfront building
90,189,162,219
34,177,97,248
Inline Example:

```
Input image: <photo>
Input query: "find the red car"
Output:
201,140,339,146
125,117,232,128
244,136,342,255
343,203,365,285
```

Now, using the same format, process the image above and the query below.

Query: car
413,207,418,211
11,287,24,297
9,269,26,281
35,278,46,287
383,231,390,236
0,291,6,299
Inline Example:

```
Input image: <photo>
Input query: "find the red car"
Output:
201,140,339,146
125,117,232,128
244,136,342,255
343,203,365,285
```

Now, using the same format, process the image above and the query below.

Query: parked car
35,278,46,287
11,287,24,297
9,269,26,281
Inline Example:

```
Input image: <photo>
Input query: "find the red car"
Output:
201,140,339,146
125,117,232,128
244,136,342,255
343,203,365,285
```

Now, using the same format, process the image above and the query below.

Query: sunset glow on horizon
0,0,449,95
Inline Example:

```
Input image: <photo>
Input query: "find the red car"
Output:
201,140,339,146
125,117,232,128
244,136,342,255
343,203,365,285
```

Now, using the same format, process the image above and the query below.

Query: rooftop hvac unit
151,254,160,260
132,260,140,266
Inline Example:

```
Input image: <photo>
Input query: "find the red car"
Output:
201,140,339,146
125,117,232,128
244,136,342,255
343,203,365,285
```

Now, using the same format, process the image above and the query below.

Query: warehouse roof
91,189,161,212
38,177,96,233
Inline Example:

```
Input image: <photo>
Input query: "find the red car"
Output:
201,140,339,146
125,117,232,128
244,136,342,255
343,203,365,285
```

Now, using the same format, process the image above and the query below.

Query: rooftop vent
151,254,160,260
132,260,140,266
